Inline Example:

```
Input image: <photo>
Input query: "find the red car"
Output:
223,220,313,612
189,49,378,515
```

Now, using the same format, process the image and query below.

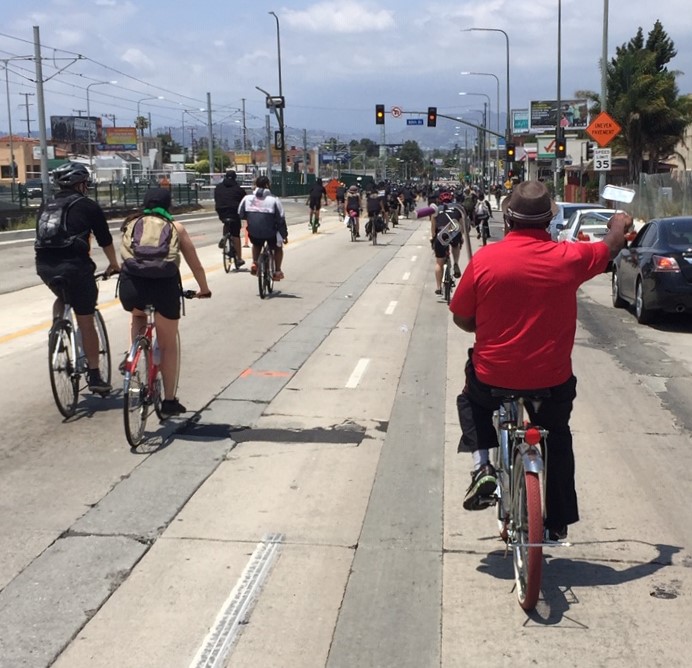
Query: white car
549,202,605,240
557,208,619,243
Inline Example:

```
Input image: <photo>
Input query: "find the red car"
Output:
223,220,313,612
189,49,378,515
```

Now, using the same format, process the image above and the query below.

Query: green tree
607,21,692,181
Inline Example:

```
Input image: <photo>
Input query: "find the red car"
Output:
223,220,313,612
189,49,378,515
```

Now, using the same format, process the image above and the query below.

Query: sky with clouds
1,0,690,148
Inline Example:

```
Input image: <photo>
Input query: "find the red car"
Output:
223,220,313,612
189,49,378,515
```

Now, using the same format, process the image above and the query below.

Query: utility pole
102,113,116,126
303,128,308,183
20,92,35,136
241,97,248,150
206,92,214,179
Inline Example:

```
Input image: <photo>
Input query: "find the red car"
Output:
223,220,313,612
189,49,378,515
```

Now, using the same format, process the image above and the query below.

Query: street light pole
459,92,491,183
136,95,164,180
269,11,287,197
86,80,116,175
463,28,511,173
461,72,501,183
599,0,609,201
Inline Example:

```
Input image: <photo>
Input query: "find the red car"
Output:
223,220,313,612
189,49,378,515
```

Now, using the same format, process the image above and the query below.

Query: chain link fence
623,172,692,221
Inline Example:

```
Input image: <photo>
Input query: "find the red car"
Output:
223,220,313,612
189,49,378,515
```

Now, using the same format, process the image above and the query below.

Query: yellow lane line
0,219,340,346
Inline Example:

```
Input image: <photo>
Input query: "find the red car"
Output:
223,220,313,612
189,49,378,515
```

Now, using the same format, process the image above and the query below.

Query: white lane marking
346,358,370,388
385,300,397,315
402,272,411,281
189,533,284,668
411,255,418,262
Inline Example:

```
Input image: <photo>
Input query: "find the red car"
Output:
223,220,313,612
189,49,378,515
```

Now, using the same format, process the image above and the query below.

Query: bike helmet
52,161,90,187
438,190,454,204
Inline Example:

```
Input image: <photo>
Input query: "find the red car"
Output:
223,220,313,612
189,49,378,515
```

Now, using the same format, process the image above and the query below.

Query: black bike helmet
52,161,90,187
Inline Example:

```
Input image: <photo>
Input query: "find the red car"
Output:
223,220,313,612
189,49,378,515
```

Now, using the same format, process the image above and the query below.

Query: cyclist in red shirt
450,180,633,541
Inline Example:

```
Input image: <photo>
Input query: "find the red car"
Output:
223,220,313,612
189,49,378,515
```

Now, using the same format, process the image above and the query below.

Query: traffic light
555,131,566,158
585,141,594,160
506,142,516,161
375,104,385,125
427,106,437,127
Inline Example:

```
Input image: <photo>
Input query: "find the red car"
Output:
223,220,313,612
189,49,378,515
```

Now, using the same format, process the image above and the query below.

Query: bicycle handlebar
182,289,212,299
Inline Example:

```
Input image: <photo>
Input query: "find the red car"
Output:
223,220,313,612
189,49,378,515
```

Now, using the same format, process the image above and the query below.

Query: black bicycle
47,273,111,418
257,239,275,299
221,233,236,273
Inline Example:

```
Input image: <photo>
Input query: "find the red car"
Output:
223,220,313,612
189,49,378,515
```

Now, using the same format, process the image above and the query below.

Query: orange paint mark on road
240,368,291,378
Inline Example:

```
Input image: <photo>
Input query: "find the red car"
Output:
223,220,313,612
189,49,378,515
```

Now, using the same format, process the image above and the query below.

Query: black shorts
118,272,182,320
249,234,280,251
434,234,461,259
37,258,98,316
221,217,241,237
309,196,322,210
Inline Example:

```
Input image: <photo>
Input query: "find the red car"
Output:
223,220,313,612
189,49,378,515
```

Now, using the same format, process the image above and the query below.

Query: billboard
530,100,589,131
512,109,530,135
50,115,102,143
97,127,138,151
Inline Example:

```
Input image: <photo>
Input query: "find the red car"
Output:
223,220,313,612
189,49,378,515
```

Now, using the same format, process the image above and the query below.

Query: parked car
19,178,44,199
611,216,692,323
557,208,619,243
549,201,605,240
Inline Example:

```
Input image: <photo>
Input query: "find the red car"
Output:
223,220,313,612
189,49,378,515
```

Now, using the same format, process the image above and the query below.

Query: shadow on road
478,540,682,624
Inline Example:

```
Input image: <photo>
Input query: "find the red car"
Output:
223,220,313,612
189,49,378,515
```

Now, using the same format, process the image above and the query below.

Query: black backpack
34,194,82,250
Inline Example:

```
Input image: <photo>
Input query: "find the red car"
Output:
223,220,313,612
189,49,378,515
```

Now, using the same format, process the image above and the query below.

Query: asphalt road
0,203,691,667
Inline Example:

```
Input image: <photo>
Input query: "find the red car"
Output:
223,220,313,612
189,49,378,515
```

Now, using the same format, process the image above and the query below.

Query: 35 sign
593,148,611,171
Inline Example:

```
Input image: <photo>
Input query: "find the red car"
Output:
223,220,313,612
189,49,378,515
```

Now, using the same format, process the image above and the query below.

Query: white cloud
120,47,155,72
283,1,395,33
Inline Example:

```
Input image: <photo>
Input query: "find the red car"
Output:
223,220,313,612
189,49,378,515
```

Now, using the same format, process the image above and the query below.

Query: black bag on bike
375,216,386,233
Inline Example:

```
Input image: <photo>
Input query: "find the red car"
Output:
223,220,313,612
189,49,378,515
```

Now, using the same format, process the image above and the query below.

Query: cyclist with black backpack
119,187,211,419
35,162,120,394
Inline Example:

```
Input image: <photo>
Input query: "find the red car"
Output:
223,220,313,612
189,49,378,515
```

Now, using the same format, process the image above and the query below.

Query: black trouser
456,356,579,531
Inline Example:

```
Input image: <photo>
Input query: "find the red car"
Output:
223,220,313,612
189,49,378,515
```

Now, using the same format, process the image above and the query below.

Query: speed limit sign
391,106,402,118
594,148,611,171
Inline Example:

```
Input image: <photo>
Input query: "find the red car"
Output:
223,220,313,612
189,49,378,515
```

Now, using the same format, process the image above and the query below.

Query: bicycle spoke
123,339,151,447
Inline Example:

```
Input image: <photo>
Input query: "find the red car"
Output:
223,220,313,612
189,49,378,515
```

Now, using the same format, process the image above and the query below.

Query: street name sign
407,118,424,126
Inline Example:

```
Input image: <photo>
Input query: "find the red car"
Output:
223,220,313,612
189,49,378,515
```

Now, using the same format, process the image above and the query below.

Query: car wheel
635,278,656,324
612,270,627,309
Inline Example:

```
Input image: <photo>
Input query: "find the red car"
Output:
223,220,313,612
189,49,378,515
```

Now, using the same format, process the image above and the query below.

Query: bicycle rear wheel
349,217,357,242
481,222,489,246
511,454,543,610
123,337,152,447
443,261,452,304
258,251,267,299
48,319,78,418
94,310,111,385
222,235,234,273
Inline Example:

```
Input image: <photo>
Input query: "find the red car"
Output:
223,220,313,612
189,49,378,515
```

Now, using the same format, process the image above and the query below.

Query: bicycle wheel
444,267,452,304
94,310,111,385
258,251,267,299
48,319,78,418
372,218,378,246
511,454,543,610
222,235,234,273
123,337,152,447
311,214,319,234
481,223,489,246
350,218,358,242
266,252,275,295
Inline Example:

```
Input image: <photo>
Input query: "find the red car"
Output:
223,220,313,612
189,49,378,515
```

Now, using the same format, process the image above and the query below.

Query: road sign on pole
406,118,424,126
391,106,402,118
593,147,612,171
586,111,621,147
